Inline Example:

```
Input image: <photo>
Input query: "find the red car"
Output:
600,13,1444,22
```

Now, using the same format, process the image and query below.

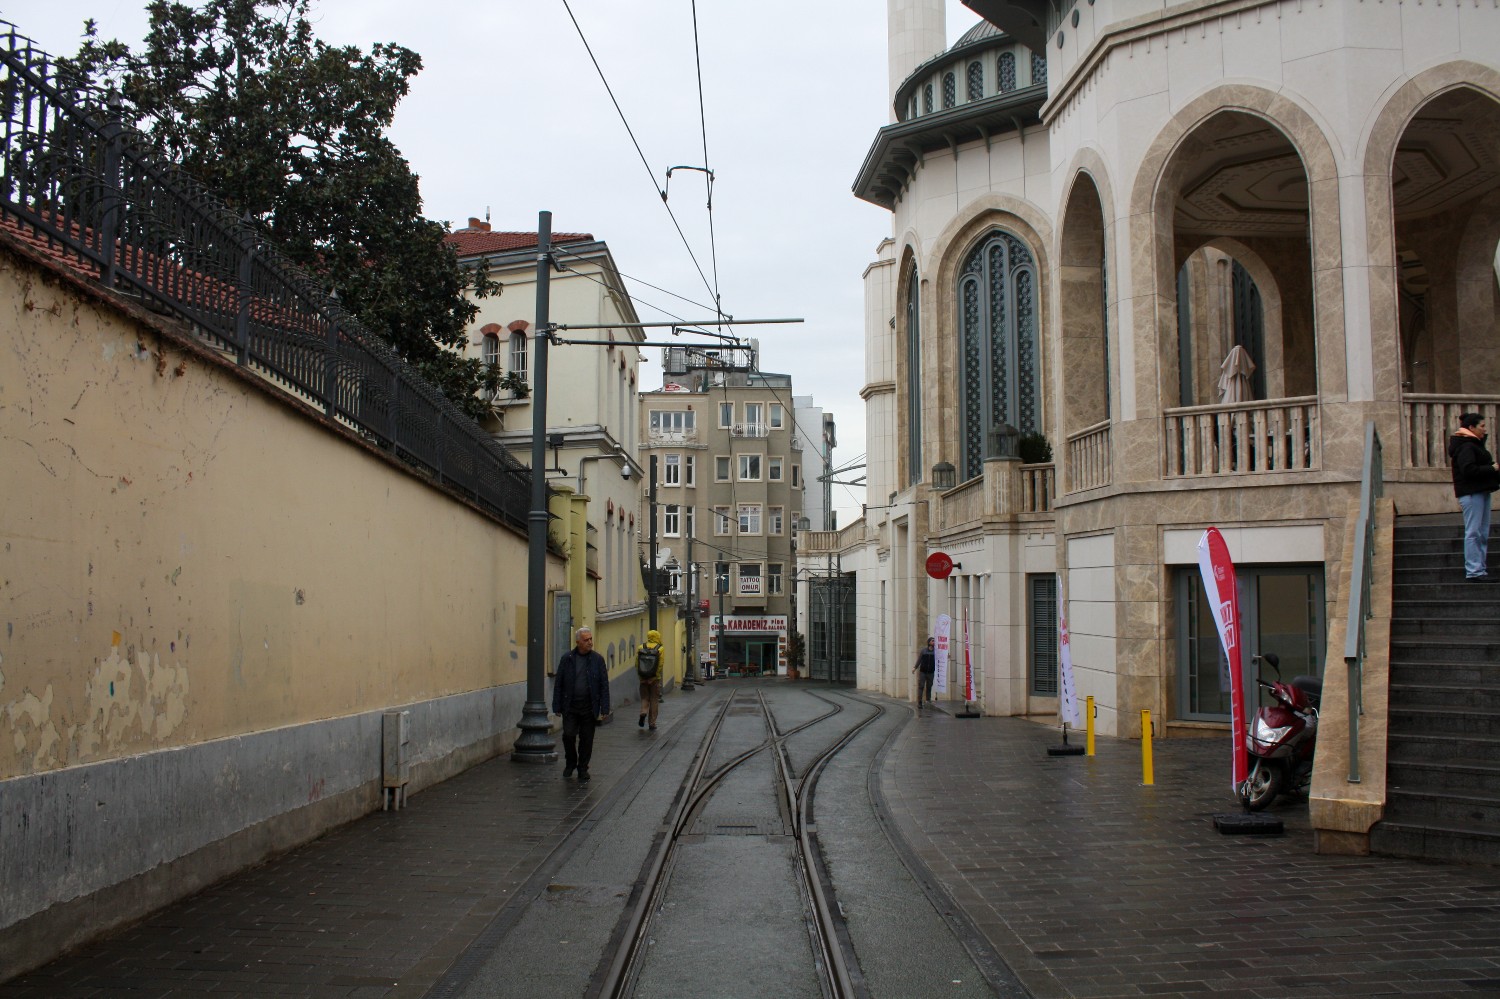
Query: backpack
635,645,661,679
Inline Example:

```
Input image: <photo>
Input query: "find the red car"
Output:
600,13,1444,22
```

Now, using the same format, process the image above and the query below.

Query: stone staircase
1370,512,1500,864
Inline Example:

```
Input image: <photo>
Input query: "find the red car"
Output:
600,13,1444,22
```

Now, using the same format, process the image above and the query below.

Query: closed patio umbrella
1217,345,1257,404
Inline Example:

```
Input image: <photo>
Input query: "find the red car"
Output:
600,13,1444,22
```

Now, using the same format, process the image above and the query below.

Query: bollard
1140,709,1154,786
1085,696,1096,756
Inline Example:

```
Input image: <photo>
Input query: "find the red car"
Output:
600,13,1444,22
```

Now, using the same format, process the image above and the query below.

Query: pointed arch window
1030,52,1047,88
958,230,1040,482
967,61,984,101
998,52,1016,93
923,83,934,114
942,72,956,109
906,263,922,484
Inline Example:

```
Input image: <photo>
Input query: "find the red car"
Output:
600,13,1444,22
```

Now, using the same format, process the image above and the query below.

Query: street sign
926,551,954,580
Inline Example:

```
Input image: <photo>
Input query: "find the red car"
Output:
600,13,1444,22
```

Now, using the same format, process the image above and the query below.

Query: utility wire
688,0,724,326
560,0,718,306
552,242,720,318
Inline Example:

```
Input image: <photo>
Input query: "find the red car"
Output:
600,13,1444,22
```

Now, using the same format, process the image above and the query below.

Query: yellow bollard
1140,709,1155,785
1085,696,1096,756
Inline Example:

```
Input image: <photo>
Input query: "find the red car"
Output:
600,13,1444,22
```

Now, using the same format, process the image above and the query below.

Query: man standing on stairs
1448,412,1500,581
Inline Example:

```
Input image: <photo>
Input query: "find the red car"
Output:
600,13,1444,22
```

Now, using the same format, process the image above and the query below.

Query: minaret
887,0,946,122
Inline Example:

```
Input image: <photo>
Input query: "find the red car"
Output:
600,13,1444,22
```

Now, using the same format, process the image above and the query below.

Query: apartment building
641,352,805,676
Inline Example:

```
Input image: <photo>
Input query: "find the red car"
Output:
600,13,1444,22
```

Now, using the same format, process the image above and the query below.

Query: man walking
912,637,936,709
637,629,665,731
1449,413,1499,581
552,627,610,781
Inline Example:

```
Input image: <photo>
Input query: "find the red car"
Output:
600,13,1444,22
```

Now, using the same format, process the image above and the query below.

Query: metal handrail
1342,420,1383,783
0,23,532,530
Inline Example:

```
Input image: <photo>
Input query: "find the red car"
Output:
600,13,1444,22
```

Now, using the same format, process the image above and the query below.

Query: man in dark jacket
551,627,610,781
912,637,937,709
1449,413,1500,581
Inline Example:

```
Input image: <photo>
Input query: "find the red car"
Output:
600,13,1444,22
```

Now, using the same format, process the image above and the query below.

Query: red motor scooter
1240,653,1321,811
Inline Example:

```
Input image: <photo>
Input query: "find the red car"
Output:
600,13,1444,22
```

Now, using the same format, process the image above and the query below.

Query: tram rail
595,685,885,999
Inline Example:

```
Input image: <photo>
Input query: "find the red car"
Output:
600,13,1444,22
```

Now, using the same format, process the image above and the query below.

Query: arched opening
956,228,1041,482
1058,172,1110,491
1391,88,1500,399
1159,111,1317,475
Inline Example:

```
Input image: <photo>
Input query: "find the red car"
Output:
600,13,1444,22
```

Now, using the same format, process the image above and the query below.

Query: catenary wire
560,0,719,307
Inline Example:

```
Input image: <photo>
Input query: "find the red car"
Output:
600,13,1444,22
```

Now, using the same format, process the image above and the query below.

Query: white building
815,0,1500,856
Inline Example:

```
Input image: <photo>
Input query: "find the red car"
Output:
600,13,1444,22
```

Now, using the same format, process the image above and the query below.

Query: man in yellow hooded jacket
637,629,665,731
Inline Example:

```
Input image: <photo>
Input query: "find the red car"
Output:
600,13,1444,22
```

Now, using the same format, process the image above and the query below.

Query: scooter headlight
1251,716,1292,745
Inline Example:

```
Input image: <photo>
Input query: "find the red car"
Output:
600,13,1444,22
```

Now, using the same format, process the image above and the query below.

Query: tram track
595,685,885,999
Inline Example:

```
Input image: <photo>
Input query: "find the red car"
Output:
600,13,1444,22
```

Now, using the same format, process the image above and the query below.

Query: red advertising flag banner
1197,527,1248,790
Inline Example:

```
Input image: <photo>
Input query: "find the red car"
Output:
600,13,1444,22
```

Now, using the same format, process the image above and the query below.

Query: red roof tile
444,229,595,258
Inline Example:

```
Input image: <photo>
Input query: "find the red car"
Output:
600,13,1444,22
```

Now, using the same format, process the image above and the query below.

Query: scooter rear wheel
1242,761,1284,811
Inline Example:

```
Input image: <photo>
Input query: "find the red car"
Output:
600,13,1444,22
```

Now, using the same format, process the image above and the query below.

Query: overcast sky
7,1,981,526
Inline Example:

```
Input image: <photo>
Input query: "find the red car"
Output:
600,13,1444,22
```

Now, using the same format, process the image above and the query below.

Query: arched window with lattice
998,52,1016,93
967,61,984,101
957,230,1041,482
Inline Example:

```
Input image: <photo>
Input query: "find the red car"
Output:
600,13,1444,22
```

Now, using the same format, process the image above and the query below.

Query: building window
664,504,680,537
685,505,695,536
792,465,800,487
958,228,1040,482
1030,51,1047,88
745,402,765,434
664,454,681,486
738,503,762,535
649,410,695,435
770,404,784,429
769,506,784,535
923,83,933,114
719,402,733,428
998,52,1016,92
509,331,528,380
716,456,731,481
967,60,984,101
482,333,500,367
1029,574,1058,696
685,455,696,486
942,71,956,109
715,561,730,594
714,506,731,535
738,454,762,481
767,563,784,595
906,263,922,484
769,456,784,481
738,563,762,596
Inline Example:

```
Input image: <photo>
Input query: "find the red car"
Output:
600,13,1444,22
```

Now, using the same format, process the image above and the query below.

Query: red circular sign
925,552,954,580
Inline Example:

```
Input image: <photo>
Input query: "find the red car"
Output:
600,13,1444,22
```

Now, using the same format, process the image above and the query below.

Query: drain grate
695,814,782,836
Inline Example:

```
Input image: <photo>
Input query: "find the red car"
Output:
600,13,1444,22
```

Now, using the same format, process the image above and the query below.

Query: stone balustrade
1163,396,1320,477
1066,419,1111,493
1403,394,1500,469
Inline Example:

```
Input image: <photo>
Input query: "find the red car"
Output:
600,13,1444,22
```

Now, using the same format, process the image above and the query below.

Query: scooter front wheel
1242,760,1284,811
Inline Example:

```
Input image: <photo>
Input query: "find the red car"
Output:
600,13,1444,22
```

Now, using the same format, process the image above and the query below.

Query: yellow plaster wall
0,248,551,780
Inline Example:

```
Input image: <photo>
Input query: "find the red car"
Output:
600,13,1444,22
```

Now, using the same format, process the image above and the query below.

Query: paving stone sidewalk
0,692,706,999
881,707,1500,999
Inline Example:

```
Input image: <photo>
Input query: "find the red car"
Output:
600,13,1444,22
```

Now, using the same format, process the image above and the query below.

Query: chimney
467,217,491,232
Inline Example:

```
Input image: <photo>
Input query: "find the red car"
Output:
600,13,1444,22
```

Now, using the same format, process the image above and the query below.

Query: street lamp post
513,211,558,763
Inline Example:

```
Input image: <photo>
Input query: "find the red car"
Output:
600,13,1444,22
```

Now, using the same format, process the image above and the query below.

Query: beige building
640,352,805,676
446,222,676,690
820,0,1500,854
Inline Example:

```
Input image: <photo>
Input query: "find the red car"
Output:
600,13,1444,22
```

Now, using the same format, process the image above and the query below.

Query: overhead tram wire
561,0,719,308
689,0,724,329
551,243,721,318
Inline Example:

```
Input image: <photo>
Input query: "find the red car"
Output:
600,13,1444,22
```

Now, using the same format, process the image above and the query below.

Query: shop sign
711,615,788,633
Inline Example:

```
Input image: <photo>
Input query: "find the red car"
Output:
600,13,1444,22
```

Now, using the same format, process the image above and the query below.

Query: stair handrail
1343,420,1383,784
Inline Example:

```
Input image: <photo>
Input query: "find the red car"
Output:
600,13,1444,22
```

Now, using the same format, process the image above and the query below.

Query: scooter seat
1292,675,1322,709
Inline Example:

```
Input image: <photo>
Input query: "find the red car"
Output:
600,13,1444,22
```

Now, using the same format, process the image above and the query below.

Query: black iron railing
0,23,532,530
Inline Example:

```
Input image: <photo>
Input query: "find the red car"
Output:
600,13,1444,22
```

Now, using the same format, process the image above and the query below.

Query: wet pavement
5,682,1500,998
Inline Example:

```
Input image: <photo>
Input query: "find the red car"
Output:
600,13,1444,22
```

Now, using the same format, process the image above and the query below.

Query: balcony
1403,394,1500,469
1162,397,1320,477
1066,419,1111,493
729,423,770,439
934,460,1056,531
645,428,701,447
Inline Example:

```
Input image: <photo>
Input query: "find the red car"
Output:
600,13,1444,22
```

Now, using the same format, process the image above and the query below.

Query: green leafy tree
69,0,500,418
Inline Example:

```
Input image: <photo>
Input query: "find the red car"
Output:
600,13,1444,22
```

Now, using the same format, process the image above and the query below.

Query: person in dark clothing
1449,413,1500,581
551,627,611,781
912,637,936,709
